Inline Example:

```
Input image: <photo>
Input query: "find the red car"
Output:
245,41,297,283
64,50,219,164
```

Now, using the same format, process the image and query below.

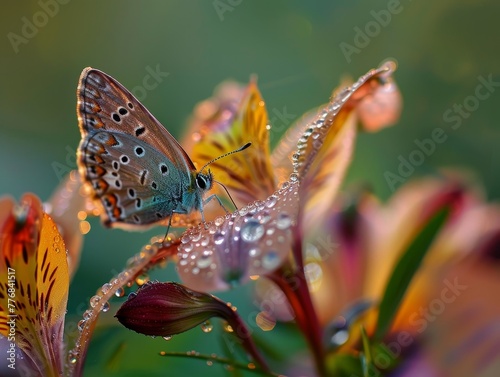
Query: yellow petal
0,194,68,376
189,80,276,208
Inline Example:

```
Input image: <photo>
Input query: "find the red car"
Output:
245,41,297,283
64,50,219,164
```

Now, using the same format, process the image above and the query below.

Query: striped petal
187,80,276,208
0,193,69,377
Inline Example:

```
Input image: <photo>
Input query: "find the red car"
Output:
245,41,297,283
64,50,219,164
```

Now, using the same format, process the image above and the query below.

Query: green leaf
360,325,372,365
374,206,450,341
360,326,374,377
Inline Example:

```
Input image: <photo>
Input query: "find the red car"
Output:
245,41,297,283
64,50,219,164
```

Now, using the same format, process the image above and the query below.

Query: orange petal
0,194,69,376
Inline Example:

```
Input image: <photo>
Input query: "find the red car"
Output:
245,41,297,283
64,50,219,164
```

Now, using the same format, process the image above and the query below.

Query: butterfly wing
80,130,191,227
77,67,195,172
76,68,198,227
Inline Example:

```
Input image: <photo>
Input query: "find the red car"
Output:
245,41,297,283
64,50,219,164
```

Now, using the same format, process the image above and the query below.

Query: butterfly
76,67,248,230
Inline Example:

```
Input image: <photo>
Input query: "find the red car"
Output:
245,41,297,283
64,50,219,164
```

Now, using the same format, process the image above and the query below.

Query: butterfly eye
196,174,211,190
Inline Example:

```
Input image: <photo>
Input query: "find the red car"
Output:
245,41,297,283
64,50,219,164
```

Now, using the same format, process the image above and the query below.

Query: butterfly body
76,68,213,228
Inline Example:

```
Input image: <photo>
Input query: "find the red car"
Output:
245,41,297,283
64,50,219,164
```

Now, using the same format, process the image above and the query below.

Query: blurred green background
1,1,499,376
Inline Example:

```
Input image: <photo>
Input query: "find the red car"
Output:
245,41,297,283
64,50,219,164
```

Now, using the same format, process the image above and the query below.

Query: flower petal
187,80,276,207
292,61,398,182
0,194,69,376
356,69,402,132
45,170,94,278
177,181,299,291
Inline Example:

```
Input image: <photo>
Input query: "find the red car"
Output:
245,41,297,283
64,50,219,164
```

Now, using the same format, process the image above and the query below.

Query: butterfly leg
163,209,188,242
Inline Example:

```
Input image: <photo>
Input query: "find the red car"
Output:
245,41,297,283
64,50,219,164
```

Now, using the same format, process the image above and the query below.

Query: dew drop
206,360,213,366
223,322,234,333
200,236,209,247
259,211,272,224
77,319,86,332
262,251,281,270
68,351,78,364
249,248,261,257
214,232,225,245
241,220,264,242
101,302,110,313
276,213,292,230
127,292,137,300
214,216,224,226
196,250,213,269
115,287,125,297
163,335,172,341
101,283,111,294
89,295,101,308
191,232,202,242
265,195,277,208
135,273,150,286
83,309,93,320
201,320,213,333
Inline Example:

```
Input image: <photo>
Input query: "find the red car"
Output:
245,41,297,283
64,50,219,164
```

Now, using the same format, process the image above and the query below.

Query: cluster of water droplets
67,237,168,368
291,63,393,181
177,180,299,291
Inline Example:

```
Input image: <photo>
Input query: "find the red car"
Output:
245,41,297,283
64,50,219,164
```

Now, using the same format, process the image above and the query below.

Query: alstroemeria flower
176,61,401,292
115,281,270,372
0,193,69,377
296,175,500,376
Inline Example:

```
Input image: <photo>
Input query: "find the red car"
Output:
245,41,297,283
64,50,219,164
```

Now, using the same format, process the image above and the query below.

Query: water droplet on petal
196,250,213,269
262,251,281,270
249,248,261,257
276,213,292,230
115,287,125,297
163,335,172,341
127,292,137,300
83,309,93,320
136,273,150,286
259,211,272,224
90,295,101,308
241,220,264,242
101,283,111,294
101,302,110,312
223,322,234,333
201,320,213,333
68,351,78,364
214,232,225,245
266,195,277,208
78,319,86,332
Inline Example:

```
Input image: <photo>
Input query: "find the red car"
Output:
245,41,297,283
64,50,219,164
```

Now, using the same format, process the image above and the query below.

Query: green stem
159,351,280,377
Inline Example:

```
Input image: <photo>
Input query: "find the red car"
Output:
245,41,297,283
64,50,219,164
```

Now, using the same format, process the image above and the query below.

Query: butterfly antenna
199,142,251,173
214,180,238,209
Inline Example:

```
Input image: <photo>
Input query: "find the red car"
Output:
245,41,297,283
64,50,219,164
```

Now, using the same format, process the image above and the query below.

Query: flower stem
269,267,326,376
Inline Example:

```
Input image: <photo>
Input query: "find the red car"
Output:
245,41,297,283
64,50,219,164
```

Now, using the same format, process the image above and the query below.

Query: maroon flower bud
116,281,270,372
116,281,232,336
